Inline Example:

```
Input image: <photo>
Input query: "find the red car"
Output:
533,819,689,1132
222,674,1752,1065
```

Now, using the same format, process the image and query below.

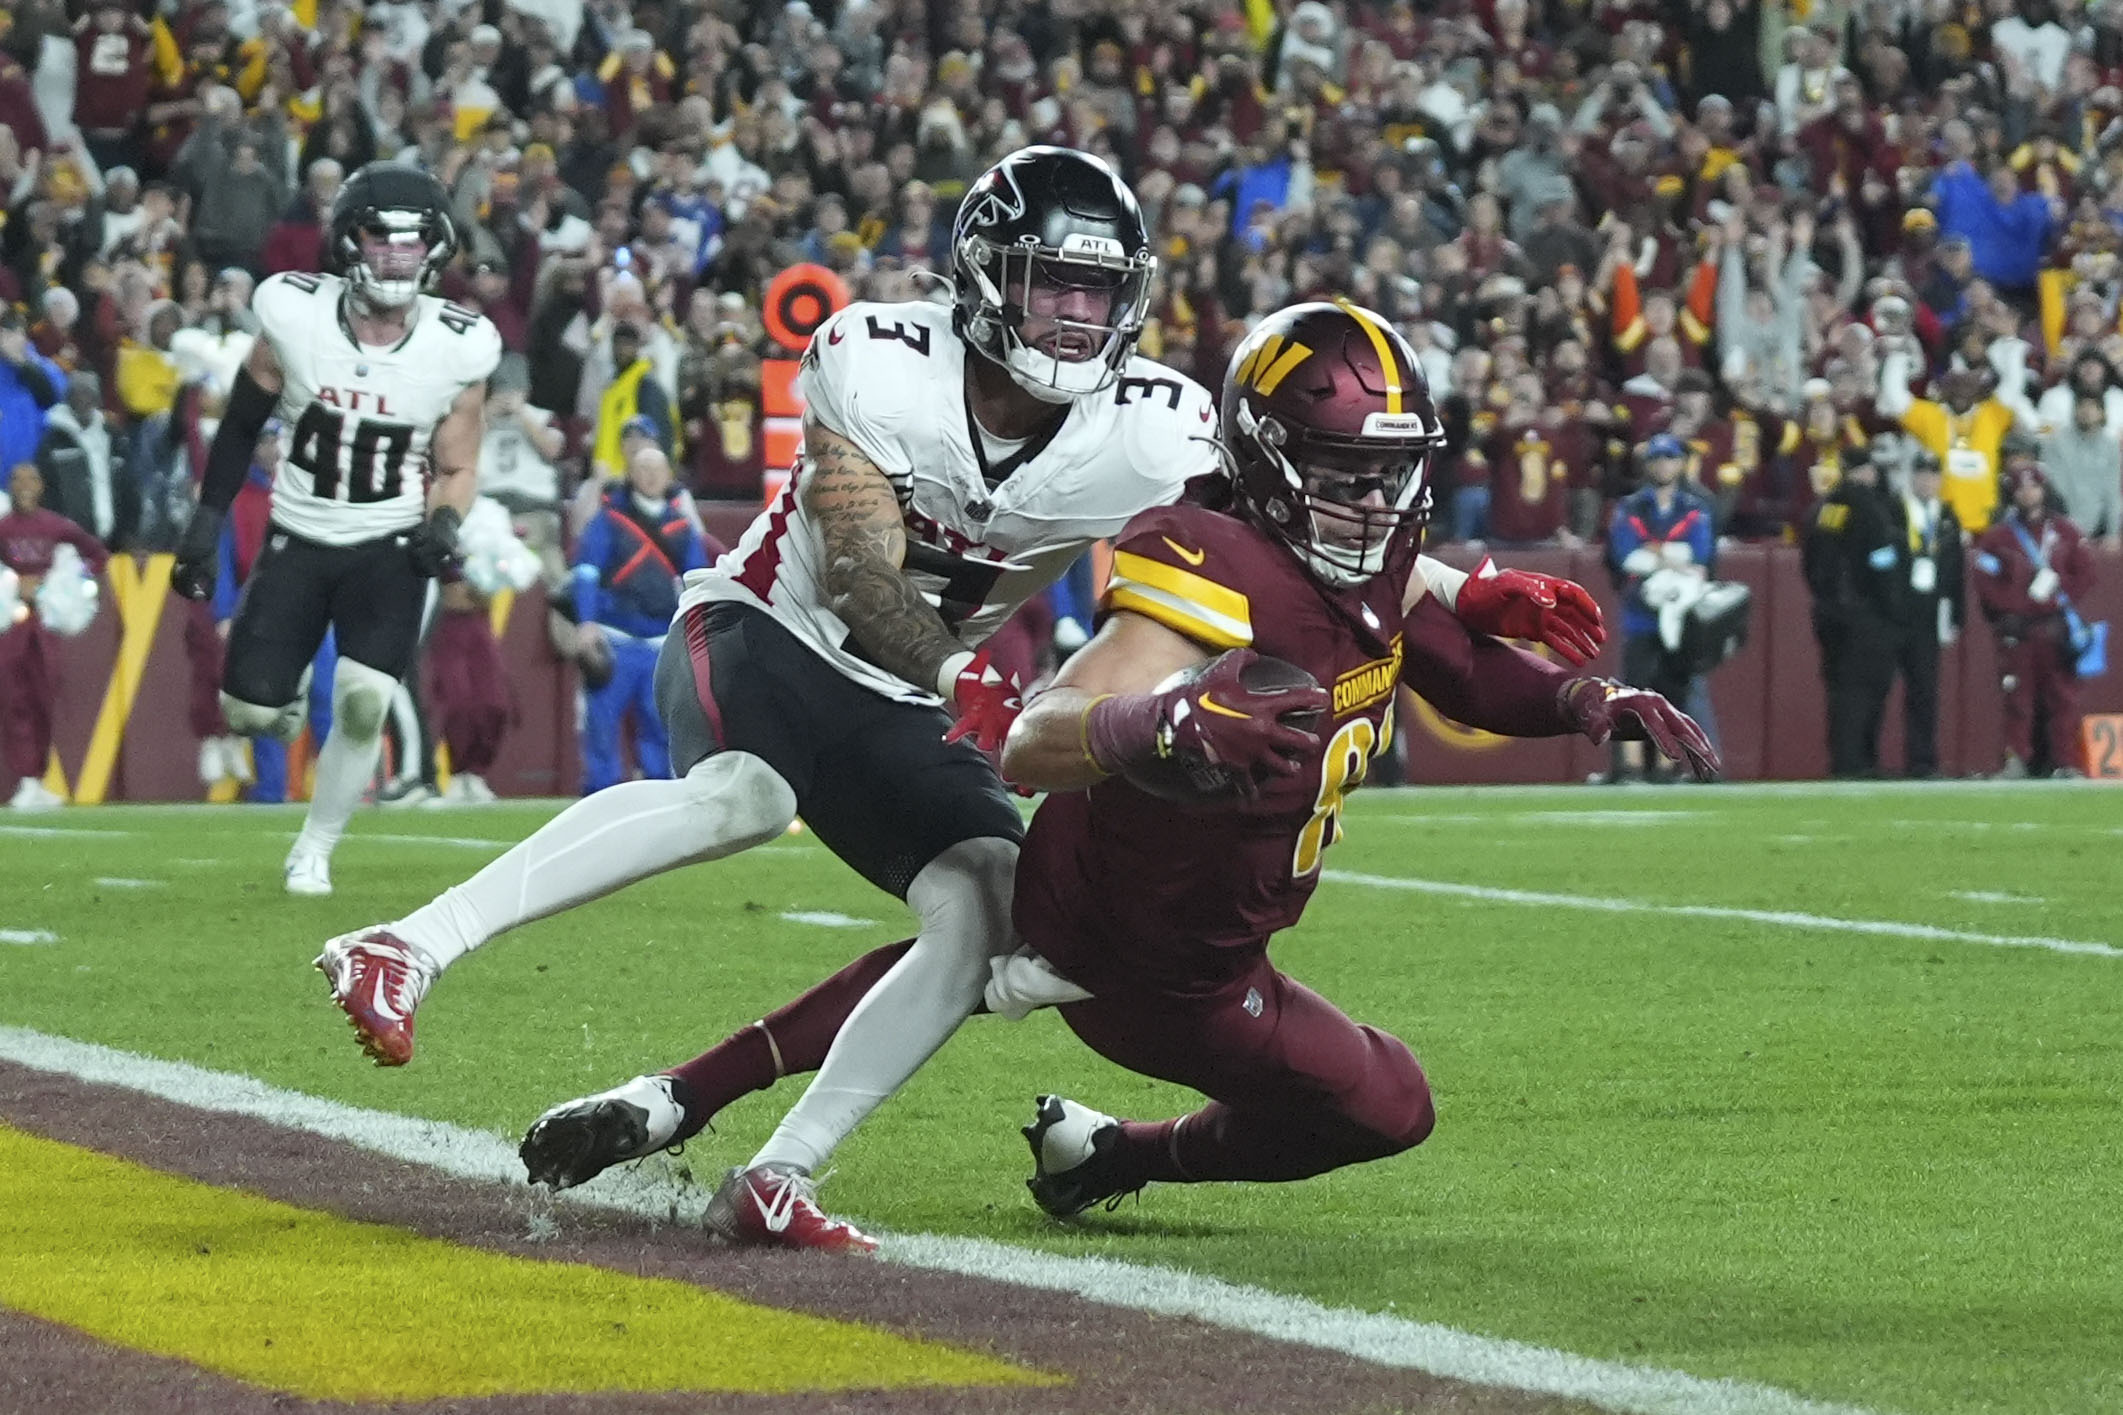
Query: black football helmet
1222,300,1444,587
329,163,458,312
950,146,1155,403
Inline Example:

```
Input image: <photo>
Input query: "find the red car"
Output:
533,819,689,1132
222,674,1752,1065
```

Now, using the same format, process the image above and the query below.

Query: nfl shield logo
1243,987,1263,1018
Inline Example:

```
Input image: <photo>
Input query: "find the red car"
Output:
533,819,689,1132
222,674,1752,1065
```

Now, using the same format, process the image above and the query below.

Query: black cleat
1023,1094,1141,1217
519,1075,686,1189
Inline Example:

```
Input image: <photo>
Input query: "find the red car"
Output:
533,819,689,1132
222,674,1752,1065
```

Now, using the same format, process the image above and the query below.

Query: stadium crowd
0,0,2117,798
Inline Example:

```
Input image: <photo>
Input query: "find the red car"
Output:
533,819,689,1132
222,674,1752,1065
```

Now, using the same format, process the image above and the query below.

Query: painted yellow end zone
0,1126,1050,1401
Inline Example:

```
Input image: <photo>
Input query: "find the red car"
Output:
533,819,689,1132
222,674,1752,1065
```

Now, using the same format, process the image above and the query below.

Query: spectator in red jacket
259,158,341,276
0,462,110,811
1973,463,2101,776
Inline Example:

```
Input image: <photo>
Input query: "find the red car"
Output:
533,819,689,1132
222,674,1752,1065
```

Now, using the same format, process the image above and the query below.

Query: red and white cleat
314,929,436,1066
704,1164,879,1254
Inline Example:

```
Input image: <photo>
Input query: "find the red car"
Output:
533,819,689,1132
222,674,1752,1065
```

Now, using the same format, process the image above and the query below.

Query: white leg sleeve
291,658,396,862
750,834,1018,1175
391,751,797,971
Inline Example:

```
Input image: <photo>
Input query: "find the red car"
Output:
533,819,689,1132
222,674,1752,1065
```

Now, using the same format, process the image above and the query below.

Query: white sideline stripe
779,911,878,928
92,877,163,889
1324,872,2121,958
0,824,132,839
0,930,59,945
1950,890,2046,905
0,1026,1881,1415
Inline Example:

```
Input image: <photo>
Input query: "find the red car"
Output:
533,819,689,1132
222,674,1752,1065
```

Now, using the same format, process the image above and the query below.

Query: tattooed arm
802,414,969,698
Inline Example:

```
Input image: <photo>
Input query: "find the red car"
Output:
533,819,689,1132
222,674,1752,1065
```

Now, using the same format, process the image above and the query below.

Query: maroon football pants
656,945,1432,1186
0,619,55,781
424,608,510,776
1999,636,2083,771
1058,959,1435,1185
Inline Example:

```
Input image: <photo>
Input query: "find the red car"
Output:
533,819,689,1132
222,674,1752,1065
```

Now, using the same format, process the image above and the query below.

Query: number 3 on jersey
1292,714,1390,877
289,402,414,503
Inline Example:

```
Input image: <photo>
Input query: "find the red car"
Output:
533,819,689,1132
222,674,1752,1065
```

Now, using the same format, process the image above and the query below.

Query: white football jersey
254,271,502,546
686,300,1220,703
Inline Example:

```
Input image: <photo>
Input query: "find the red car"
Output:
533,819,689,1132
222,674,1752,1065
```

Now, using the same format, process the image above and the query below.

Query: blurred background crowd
0,0,2117,798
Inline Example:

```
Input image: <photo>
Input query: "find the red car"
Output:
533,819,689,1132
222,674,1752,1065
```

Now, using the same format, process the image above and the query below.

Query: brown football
1123,655,1323,804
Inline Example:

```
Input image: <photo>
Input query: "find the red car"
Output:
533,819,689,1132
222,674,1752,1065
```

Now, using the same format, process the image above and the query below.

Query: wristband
936,649,976,704
1417,554,1472,610
1083,692,1162,776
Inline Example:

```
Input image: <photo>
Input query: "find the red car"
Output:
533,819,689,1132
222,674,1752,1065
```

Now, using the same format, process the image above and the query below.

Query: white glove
984,948,1093,1022
1621,546,1660,577
2029,568,2059,603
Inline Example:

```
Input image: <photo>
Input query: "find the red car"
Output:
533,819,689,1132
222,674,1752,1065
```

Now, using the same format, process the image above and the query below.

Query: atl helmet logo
962,165,1028,232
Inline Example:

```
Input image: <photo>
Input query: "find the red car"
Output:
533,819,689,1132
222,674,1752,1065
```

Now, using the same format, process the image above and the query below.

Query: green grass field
3,784,2119,1415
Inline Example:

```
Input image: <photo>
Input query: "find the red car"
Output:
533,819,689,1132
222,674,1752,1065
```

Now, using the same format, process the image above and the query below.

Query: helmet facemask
344,208,451,312
1233,399,1435,586
960,233,1154,403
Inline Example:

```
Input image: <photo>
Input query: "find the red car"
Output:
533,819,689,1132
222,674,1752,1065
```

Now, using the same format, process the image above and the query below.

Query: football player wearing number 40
169,163,501,897
319,147,1599,1252
514,303,1708,1247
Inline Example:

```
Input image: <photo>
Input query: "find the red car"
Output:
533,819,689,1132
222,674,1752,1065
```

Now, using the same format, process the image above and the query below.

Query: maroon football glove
1455,558,1606,666
1086,648,1329,796
1559,677,1721,782
942,647,1025,754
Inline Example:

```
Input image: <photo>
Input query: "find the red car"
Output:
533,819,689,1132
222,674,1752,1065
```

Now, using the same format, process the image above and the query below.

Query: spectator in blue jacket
570,446,712,793
0,308,67,479
1930,161,2060,293
1605,433,1718,781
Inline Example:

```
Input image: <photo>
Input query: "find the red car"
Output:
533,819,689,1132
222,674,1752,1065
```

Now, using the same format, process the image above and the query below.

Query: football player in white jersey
171,164,502,895
314,148,1602,1250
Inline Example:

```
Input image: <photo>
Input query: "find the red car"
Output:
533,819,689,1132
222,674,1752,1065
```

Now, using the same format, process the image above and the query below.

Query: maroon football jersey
1014,503,1411,1001
1484,418,1592,543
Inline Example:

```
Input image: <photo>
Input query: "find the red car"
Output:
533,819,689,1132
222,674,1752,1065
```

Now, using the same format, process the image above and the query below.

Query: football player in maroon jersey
1002,302,1716,1214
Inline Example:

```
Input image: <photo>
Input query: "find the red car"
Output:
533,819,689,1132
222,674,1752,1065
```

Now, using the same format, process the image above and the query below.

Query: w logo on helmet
1234,333,1312,397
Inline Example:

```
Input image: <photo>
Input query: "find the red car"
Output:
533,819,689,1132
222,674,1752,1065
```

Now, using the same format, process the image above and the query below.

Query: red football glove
942,648,1025,754
1559,677,1722,782
1455,558,1606,666
1086,648,1329,796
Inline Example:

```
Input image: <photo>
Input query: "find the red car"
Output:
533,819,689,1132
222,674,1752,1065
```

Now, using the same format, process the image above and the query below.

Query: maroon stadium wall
41,544,2123,801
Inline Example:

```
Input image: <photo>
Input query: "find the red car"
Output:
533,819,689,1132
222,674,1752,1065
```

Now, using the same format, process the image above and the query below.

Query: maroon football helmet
1221,301,1443,586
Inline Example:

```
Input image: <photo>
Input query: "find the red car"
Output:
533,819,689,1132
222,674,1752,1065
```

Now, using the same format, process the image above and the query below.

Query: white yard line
1949,890,2047,905
1324,872,2119,958
348,832,512,850
0,1025,1883,1415
91,877,163,889
0,930,59,945
779,911,878,928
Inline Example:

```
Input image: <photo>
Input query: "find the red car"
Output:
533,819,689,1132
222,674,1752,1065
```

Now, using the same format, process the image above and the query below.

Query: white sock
751,835,1017,1174
393,751,797,971
291,722,383,859
292,658,398,862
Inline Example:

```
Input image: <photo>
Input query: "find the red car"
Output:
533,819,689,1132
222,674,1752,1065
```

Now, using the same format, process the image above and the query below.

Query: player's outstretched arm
405,382,486,578
173,337,284,601
802,415,966,697
1000,610,1212,792
1400,595,1720,780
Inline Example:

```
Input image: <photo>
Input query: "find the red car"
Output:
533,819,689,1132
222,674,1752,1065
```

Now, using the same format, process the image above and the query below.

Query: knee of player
219,691,287,738
909,835,1019,930
1363,1041,1436,1153
681,751,796,838
331,659,398,740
